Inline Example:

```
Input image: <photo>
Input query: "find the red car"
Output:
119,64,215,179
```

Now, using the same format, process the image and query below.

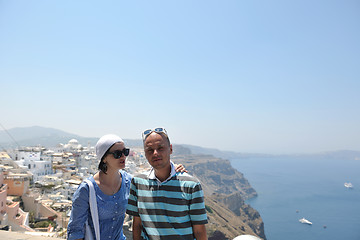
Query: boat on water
344,182,353,188
299,218,312,225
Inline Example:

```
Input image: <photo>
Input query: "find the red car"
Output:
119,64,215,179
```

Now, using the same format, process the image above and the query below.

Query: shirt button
109,236,111,238
113,218,115,220
113,196,116,198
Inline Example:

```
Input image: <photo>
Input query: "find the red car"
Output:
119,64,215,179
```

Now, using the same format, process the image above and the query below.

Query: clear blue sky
1,0,359,154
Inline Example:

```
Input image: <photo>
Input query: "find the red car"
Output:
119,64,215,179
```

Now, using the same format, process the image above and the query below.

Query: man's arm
132,216,143,240
193,224,207,240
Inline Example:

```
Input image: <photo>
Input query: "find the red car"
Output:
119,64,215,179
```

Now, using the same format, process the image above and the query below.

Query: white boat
344,182,353,188
299,218,312,225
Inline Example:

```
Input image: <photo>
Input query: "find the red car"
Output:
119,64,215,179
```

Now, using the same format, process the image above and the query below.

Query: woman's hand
174,164,188,173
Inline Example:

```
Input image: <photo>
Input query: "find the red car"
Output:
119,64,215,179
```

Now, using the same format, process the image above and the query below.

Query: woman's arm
67,182,90,240
174,163,188,173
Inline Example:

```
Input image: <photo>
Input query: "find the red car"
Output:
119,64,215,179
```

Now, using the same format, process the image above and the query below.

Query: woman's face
103,142,127,171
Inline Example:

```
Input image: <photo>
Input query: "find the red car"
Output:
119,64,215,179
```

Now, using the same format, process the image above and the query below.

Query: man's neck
154,164,172,182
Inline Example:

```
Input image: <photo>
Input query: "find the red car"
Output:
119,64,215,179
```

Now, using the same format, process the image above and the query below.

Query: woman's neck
101,168,120,181
95,169,122,195
94,170,122,195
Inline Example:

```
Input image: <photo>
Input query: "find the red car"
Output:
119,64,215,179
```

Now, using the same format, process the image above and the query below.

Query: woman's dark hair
98,147,112,174
98,142,124,174
98,159,108,174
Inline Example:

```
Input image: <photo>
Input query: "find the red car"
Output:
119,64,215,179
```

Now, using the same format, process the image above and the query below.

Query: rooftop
0,230,64,240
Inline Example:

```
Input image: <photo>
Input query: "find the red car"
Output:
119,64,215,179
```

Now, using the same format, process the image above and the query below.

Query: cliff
172,152,266,240
172,154,257,199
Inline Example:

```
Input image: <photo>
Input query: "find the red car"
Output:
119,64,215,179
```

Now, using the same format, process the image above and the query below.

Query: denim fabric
67,170,132,240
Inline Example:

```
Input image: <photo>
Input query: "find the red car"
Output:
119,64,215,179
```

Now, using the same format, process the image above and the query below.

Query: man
126,128,208,240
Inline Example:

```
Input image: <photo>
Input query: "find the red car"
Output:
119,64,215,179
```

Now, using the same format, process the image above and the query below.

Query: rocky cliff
172,150,266,240
172,154,257,199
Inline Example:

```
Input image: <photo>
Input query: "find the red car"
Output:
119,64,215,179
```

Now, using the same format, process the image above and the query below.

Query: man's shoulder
174,172,201,184
132,172,151,181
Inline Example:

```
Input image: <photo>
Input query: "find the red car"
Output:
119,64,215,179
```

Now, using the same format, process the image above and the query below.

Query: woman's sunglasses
107,148,130,159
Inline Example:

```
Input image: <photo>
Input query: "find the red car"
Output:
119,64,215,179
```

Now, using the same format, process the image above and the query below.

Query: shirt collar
148,161,176,183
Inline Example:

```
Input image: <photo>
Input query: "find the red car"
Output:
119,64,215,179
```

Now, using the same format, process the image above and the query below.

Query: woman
67,134,185,240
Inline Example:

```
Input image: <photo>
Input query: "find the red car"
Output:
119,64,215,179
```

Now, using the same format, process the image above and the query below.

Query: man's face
144,132,172,170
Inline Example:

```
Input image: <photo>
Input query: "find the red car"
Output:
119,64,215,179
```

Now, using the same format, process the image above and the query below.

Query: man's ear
170,144,173,155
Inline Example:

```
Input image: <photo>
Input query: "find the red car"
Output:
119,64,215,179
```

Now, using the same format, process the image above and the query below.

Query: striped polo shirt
126,162,208,240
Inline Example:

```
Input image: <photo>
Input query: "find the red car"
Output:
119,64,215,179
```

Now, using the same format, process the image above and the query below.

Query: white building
13,148,52,182
64,139,82,151
77,154,97,175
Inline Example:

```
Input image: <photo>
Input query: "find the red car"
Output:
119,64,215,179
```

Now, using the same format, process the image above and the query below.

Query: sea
230,156,360,240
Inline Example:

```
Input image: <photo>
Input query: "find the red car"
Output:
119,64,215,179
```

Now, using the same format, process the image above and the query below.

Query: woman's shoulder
120,170,132,180
76,181,84,190
72,177,93,201
77,176,95,191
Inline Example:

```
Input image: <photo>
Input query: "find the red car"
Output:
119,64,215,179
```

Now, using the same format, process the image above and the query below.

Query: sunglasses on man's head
142,127,168,141
107,148,130,159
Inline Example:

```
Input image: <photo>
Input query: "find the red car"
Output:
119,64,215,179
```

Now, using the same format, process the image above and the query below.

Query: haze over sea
230,156,360,240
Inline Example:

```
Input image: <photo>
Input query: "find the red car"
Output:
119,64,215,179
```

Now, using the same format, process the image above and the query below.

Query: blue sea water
230,157,360,240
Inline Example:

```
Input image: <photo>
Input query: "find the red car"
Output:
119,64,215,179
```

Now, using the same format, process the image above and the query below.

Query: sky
1,0,359,154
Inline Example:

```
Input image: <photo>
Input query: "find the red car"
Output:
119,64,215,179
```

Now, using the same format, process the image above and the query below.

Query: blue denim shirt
67,170,132,240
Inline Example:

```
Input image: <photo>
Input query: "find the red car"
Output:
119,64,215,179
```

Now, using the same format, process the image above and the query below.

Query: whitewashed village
0,139,148,238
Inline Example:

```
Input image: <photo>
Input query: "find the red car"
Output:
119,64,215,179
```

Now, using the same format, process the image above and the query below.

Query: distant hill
298,150,360,160
0,126,143,149
180,144,273,159
0,126,86,148
1,126,359,160
0,126,77,142
180,144,360,161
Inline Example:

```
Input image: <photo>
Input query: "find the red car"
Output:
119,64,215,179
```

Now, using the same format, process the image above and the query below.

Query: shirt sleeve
67,182,90,240
189,183,208,225
126,177,139,216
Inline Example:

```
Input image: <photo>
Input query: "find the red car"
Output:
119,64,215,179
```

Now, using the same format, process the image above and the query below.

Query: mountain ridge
1,126,359,160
